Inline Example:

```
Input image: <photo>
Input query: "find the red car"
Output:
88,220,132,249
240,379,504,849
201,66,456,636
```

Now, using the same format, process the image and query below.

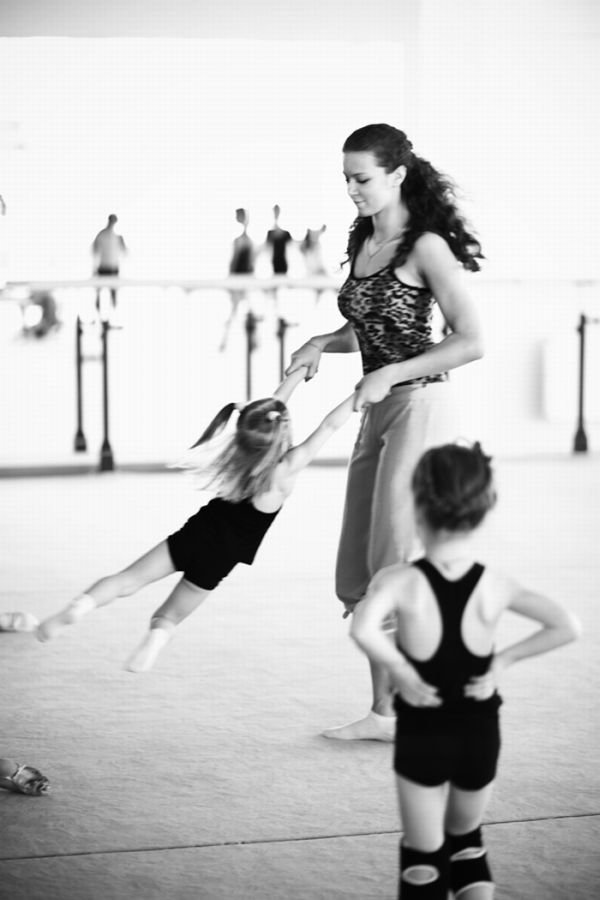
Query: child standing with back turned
351,442,580,899
38,367,356,672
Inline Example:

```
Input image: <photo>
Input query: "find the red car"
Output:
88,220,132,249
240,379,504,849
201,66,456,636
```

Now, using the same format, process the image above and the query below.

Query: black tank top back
401,558,492,706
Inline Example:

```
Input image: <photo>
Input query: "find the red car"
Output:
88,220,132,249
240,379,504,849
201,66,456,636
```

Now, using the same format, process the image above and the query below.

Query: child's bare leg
125,577,211,673
37,542,174,642
396,775,449,898
445,784,496,899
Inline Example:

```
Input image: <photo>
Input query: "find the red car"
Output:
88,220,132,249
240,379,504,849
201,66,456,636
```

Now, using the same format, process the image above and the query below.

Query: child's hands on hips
391,661,442,708
464,655,506,700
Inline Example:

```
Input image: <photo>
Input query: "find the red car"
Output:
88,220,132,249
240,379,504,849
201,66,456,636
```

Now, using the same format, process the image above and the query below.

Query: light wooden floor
1,459,598,899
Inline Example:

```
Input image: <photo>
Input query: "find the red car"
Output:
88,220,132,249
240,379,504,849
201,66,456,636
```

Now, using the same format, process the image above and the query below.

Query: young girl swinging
38,367,356,672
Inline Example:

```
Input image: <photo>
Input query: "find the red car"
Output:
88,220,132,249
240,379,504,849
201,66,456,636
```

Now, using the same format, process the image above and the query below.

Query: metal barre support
573,313,600,454
73,315,87,452
98,319,115,471
276,316,297,383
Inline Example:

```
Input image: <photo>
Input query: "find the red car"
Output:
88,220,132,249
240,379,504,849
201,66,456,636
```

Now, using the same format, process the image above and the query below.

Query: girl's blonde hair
188,397,292,502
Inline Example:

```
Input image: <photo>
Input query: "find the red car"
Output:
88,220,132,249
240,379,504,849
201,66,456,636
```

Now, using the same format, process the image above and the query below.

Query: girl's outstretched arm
272,366,309,404
283,393,357,473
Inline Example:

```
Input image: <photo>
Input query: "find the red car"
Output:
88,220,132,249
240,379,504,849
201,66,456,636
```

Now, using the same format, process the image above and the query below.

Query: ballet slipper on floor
0,612,39,632
0,764,50,795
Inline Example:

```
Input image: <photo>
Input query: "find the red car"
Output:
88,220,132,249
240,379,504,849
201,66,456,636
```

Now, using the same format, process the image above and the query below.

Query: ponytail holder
472,441,492,464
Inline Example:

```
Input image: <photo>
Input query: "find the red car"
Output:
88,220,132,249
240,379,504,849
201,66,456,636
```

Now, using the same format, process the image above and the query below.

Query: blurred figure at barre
220,208,256,352
300,224,328,303
91,213,127,319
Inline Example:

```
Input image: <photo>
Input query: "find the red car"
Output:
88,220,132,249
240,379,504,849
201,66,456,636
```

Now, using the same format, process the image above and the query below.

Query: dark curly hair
342,124,484,272
411,442,496,532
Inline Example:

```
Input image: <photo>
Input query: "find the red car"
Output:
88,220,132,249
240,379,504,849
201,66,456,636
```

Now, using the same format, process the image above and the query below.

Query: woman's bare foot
322,710,396,742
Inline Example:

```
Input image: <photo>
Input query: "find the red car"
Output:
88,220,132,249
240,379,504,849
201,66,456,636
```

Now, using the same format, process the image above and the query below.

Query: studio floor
1,457,599,899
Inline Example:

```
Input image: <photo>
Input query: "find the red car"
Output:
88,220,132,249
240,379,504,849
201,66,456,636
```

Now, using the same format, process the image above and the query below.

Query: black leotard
266,229,292,274
393,558,502,789
400,558,493,706
167,497,280,590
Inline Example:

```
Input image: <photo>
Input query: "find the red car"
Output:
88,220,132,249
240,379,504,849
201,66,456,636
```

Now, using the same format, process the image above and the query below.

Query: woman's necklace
365,233,403,260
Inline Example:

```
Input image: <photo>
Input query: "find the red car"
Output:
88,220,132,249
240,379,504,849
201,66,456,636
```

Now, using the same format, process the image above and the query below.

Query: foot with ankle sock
37,594,96,642
322,710,396,742
125,623,174,673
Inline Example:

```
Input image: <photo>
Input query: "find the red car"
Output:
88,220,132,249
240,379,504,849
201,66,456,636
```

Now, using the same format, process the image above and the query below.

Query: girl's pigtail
189,402,240,449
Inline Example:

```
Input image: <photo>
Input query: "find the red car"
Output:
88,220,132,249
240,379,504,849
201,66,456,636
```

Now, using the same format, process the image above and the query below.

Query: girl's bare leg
37,541,175,641
125,577,211,673
396,775,449,897
445,783,496,900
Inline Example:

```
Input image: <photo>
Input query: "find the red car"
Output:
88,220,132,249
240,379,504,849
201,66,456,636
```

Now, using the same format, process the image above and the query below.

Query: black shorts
166,498,277,592
166,510,238,591
393,699,501,790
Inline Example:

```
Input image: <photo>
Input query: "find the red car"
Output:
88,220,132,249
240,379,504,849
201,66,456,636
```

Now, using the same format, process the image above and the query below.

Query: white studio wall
1,0,599,467
0,37,406,280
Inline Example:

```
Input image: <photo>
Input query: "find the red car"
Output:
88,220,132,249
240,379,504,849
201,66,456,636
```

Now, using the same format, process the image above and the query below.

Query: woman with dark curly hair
286,123,485,741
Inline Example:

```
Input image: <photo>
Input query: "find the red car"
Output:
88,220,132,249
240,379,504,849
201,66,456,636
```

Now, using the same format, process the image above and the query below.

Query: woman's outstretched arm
286,322,359,379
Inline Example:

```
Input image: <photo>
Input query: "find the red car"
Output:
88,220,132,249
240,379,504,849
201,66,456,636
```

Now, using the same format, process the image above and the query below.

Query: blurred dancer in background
220,208,256,352
91,213,127,318
300,224,328,302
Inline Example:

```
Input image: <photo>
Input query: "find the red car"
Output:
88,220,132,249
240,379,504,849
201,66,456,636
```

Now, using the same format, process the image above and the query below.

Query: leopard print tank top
337,263,446,386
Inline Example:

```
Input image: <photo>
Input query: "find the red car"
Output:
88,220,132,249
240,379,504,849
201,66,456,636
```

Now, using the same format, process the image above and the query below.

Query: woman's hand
285,341,322,380
390,661,442,708
354,369,393,410
463,655,507,701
